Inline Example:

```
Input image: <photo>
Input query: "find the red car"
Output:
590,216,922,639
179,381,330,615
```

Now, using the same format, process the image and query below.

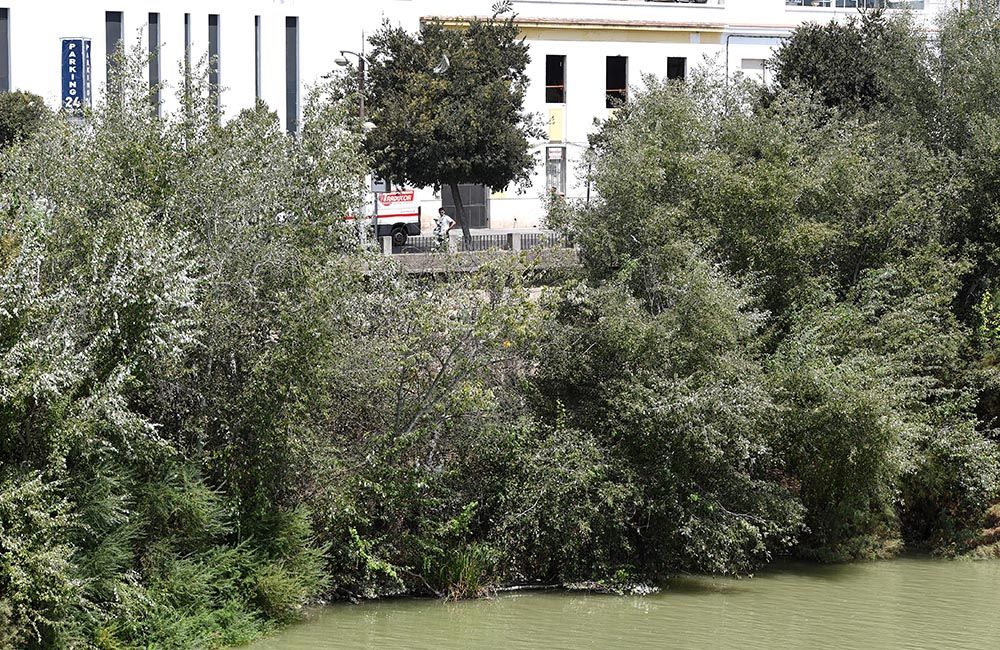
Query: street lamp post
333,49,450,251
334,49,365,121
335,50,377,248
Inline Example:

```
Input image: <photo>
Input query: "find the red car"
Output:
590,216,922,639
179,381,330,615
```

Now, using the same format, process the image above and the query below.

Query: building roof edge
423,15,731,32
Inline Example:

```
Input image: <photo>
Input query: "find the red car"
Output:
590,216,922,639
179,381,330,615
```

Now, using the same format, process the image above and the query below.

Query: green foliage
772,305,908,559
364,0,543,242
0,43,362,647
769,10,937,139
0,471,81,648
7,9,1000,646
530,253,805,577
937,5,1000,153
560,56,999,563
935,6,1000,316
0,90,49,148
488,418,635,583
975,290,1000,344
901,422,999,553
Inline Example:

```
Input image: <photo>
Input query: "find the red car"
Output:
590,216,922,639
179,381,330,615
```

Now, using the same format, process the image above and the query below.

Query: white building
0,0,949,231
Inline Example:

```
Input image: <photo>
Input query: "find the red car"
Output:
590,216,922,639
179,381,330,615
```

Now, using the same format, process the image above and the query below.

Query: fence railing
382,231,573,256
460,234,511,252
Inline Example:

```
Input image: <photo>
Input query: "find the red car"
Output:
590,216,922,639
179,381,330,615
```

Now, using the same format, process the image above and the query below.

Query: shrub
0,90,48,148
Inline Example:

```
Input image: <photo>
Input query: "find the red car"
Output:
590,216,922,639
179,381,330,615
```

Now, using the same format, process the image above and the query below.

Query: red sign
378,191,415,206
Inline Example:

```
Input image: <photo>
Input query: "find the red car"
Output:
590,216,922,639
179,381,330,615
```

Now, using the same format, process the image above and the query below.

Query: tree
0,90,48,148
769,10,937,141
0,43,364,647
936,5,1000,316
364,1,542,244
557,66,999,561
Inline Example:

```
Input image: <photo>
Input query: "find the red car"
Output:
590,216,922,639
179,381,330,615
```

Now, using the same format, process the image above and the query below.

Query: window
254,16,261,100
545,55,565,103
742,58,766,83
183,13,191,100
106,10,123,88
606,56,627,108
208,14,220,110
667,56,686,81
0,8,9,92
149,12,160,113
442,185,489,229
546,146,566,196
285,17,299,134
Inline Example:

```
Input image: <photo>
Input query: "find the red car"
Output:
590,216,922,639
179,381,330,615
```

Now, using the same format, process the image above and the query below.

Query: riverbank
247,558,1000,650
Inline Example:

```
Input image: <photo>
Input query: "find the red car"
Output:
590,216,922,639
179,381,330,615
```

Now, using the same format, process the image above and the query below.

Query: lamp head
334,56,350,67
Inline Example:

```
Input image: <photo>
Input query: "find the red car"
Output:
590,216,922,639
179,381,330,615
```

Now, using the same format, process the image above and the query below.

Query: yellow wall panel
547,106,565,142
519,26,722,45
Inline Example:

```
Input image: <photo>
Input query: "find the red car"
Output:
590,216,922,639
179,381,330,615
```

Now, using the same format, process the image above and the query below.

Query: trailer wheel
391,226,408,247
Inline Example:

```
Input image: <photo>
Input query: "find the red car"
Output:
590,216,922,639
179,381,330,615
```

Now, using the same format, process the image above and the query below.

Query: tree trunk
448,181,472,246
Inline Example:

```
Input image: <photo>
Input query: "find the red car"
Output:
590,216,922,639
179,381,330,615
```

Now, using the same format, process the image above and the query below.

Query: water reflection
248,558,1000,650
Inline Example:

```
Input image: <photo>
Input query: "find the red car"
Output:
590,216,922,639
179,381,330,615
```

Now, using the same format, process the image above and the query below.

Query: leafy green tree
934,6,1000,315
560,66,999,561
0,41,363,647
531,256,806,577
0,90,48,148
929,6,1000,433
364,1,542,243
769,10,937,141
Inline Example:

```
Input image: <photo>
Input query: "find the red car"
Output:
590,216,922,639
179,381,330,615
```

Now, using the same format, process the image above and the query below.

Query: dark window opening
0,8,9,92
254,16,261,100
545,54,565,103
285,16,299,134
667,56,686,81
208,14,220,111
183,13,191,102
606,56,627,108
442,184,489,229
184,12,191,67
106,10,123,91
149,12,160,113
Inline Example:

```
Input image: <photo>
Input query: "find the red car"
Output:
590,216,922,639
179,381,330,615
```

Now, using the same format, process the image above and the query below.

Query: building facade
0,0,950,230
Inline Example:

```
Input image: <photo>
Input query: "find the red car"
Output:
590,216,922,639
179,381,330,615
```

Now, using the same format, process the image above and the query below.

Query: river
248,558,1000,649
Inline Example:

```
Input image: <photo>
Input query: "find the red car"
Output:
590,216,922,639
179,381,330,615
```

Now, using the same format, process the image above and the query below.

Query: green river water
248,558,1000,649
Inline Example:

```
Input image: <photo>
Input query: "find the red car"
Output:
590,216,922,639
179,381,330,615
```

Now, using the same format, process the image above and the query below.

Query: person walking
434,207,455,250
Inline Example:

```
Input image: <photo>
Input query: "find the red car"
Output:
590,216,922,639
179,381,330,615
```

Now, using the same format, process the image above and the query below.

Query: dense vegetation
2,7,1000,649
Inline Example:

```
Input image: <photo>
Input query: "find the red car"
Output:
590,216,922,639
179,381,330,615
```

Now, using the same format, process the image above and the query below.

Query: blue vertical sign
61,38,92,113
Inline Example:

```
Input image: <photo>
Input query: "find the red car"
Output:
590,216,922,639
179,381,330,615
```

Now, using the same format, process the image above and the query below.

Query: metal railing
399,236,439,254
383,231,573,256
522,232,571,250
459,234,512,252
